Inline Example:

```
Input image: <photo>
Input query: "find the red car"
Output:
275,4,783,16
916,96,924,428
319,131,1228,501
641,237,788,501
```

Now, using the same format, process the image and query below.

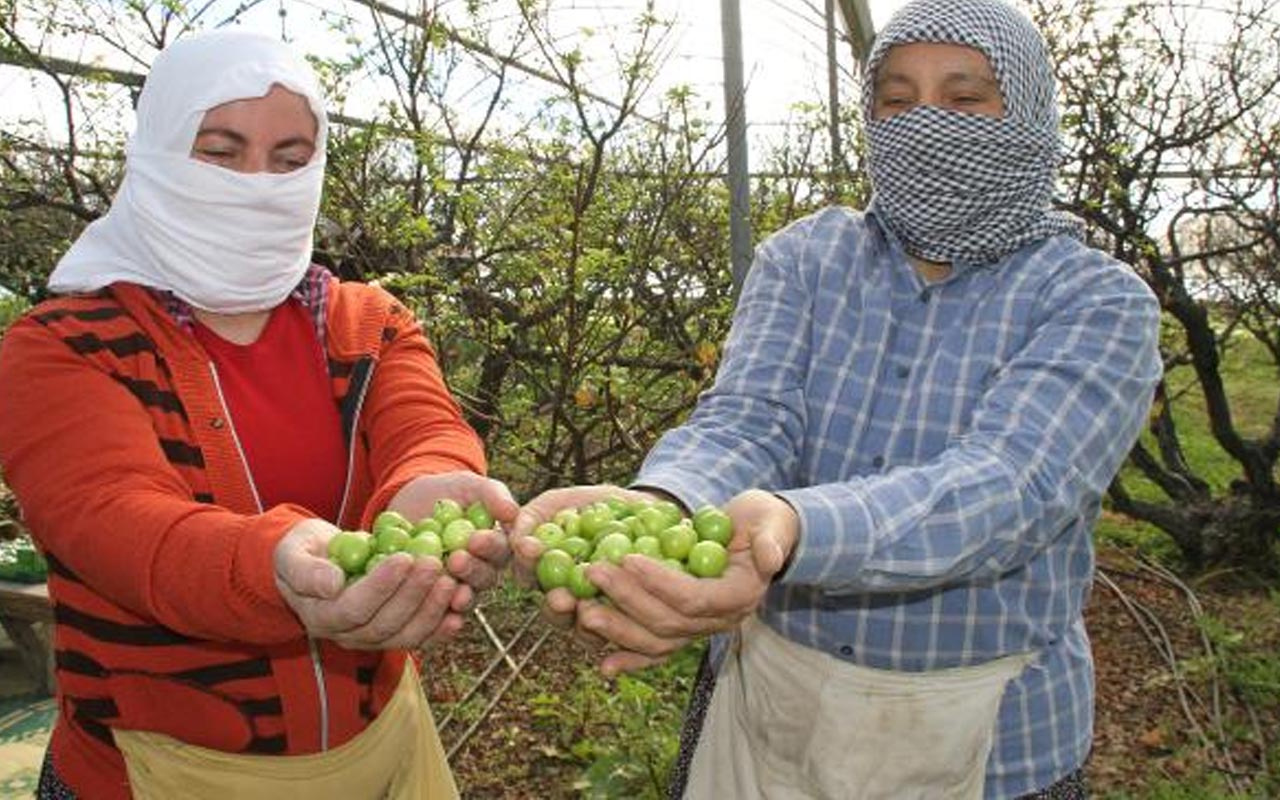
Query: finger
465,529,511,569
751,525,790,577
381,570,459,650
476,478,520,525
446,549,497,591
576,600,688,660
586,561,712,639
600,649,671,678
280,551,345,601
509,488,571,538
510,533,545,586
308,554,413,634
510,486,621,537
423,611,466,646
571,626,608,651
448,583,474,614
566,598,608,649
327,555,433,640
539,587,578,630
621,553,761,624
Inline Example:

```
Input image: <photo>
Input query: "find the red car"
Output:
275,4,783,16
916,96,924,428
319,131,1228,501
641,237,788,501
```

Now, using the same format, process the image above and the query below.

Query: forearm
636,390,806,512
358,318,486,527
0,321,306,643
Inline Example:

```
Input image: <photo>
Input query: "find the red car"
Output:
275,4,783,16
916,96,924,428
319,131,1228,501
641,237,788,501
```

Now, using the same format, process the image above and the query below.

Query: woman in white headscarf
0,31,513,799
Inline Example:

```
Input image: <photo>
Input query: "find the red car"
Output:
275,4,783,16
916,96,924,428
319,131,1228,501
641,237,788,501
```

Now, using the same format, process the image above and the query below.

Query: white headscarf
47,31,328,313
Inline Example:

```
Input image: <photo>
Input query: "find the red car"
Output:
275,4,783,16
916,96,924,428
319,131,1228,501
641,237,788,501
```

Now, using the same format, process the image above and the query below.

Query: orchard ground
424,530,1280,799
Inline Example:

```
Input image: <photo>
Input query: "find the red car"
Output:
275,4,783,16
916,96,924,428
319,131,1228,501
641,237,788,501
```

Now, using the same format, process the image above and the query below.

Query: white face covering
47,31,328,313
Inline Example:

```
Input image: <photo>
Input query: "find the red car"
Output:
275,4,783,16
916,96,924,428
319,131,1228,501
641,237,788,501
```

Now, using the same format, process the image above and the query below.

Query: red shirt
194,299,346,522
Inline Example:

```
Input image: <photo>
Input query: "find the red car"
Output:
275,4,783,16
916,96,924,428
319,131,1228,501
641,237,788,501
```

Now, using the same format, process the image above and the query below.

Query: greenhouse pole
838,0,877,66
720,0,752,295
825,0,843,197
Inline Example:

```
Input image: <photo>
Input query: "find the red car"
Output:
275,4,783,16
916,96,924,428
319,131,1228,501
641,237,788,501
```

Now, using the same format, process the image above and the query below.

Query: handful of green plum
326,499,495,583
533,497,732,599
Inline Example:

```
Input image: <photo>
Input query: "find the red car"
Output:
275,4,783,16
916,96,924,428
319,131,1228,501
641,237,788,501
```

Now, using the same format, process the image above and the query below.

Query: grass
528,643,702,800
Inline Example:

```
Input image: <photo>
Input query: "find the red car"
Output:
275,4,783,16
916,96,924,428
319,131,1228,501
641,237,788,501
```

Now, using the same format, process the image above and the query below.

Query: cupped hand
509,485,664,634
274,518,465,649
385,471,519,597
575,489,799,676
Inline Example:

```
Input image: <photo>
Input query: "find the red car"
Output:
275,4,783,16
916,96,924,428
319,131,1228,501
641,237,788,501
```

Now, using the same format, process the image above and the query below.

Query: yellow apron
115,662,457,800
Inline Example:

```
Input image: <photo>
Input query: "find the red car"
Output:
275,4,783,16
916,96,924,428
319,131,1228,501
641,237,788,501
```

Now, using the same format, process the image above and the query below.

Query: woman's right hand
273,518,465,650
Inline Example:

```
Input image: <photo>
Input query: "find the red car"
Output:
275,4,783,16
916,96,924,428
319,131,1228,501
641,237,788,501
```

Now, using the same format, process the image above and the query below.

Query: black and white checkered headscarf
863,0,1082,266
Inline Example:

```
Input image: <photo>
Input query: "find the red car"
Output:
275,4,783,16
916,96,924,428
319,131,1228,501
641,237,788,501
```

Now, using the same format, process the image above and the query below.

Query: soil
422,543,1279,799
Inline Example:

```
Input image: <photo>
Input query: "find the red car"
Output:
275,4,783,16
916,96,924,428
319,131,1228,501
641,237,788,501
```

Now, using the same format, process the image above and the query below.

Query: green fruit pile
0,535,48,584
327,499,495,583
533,497,732,598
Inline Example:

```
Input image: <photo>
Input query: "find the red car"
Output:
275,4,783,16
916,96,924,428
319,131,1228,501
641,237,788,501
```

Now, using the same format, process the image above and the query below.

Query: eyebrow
194,127,315,150
270,136,316,151
940,72,1000,90
194,127,248,144
875,70,1000,89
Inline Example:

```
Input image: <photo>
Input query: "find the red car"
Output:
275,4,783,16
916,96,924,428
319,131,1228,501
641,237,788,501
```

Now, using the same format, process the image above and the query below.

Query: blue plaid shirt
636,207,1162,798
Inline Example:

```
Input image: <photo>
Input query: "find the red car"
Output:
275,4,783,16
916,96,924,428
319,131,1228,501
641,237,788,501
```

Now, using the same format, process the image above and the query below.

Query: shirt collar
153,263,332,344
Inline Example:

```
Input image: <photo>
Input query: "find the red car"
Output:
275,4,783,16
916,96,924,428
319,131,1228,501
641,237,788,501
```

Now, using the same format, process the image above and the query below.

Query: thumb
750,526,789,577
511,505,543,539
276,542,344,600
483,479,521,524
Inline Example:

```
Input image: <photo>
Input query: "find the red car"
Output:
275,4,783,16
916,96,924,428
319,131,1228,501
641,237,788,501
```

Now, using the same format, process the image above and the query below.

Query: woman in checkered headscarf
644,3,1114,800
514,1,1160,799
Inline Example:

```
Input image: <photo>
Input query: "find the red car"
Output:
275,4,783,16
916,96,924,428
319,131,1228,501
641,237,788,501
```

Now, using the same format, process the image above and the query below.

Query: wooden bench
0,580,54,695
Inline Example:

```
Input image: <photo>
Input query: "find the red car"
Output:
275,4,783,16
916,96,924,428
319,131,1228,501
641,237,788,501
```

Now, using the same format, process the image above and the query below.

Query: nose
240,149,272,174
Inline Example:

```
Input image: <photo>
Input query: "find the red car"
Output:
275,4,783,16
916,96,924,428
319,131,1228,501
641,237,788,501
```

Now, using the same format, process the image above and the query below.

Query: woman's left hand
385,471,519,606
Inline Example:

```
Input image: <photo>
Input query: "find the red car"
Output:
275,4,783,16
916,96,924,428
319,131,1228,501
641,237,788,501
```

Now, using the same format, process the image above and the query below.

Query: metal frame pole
720,0,753,295
825,0,844,194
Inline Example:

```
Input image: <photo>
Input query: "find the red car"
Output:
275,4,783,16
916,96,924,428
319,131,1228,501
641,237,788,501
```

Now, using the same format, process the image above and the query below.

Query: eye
271,155,311,173
877,96,916,115
195,148,233,159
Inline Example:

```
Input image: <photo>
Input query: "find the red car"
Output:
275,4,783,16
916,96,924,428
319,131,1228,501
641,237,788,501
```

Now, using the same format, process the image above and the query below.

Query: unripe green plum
465,501,495,530
592,532,633,565
442,518,477,552
659,523,697,561
404,532,444,560
536,549,575,591
692,506,733,546
433,498,464,525
327,531,372,575
567,563,599,599
686,540,729,578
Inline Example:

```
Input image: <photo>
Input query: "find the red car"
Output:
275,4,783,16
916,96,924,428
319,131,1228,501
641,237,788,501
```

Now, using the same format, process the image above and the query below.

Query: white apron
684,615,1035,800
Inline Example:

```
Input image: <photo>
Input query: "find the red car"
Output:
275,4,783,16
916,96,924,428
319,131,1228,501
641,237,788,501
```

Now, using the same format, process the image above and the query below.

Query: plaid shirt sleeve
635,217,819,511
777,262,1161,592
